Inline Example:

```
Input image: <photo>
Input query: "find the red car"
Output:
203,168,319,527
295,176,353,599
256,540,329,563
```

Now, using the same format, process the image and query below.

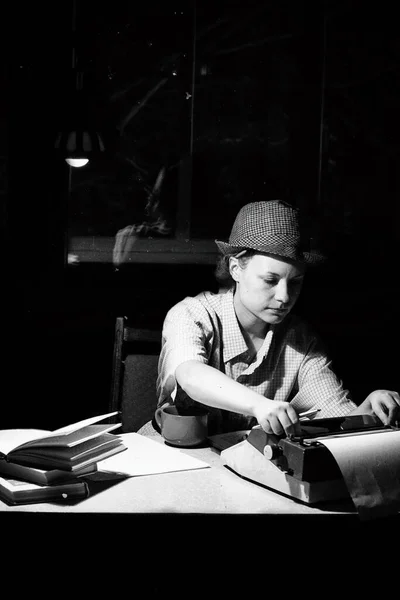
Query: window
67,1,323,265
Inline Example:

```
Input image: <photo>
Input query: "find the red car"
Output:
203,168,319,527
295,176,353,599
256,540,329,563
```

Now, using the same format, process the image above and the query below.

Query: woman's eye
288,281,303,291
263,278,303,287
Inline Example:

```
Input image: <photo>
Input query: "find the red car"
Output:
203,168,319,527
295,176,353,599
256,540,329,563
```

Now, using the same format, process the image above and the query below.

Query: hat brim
214,240,325,265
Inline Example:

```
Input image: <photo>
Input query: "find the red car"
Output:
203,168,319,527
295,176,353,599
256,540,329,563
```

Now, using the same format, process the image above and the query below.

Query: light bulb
65,158,89,167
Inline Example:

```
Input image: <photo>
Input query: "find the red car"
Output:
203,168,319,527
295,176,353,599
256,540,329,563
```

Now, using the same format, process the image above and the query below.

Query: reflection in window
68,1,192,246
67,1,322,264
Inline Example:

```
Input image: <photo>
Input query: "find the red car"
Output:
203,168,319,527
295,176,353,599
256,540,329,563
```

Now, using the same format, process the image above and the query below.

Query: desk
2,434,399,591
0,433,355,516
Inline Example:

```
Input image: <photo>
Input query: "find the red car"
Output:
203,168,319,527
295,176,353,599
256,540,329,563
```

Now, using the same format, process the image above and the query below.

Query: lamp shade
55,128,105,166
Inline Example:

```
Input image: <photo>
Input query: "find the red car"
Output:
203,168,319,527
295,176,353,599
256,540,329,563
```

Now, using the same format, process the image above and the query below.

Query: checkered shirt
157,289,356,434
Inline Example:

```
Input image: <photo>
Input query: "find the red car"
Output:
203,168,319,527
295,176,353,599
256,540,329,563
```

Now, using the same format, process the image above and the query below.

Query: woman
153,200,400,436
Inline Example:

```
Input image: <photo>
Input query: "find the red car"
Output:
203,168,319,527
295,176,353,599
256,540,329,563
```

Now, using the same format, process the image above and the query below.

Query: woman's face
230,253,305,329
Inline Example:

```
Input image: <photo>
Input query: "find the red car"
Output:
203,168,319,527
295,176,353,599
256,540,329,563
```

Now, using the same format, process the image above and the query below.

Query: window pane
66,1,322,263
67,1,193,257
191,2,322,240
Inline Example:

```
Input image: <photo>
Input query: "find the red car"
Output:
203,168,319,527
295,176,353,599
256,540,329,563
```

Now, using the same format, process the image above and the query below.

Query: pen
299,409,320,421
249,408,321,432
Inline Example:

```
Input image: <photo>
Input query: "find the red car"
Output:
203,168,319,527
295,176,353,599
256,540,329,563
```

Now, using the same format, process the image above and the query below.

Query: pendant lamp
55,0,105,167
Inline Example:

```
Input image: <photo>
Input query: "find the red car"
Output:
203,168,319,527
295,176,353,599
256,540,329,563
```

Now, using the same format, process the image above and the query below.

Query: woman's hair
214,249,257,289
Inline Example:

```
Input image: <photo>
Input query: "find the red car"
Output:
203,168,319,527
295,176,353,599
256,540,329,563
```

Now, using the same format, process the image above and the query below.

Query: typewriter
221,415,394,504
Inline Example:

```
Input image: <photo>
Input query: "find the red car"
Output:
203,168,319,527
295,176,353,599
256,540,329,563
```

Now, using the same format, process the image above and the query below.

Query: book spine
81,481,90,499
62,481,90,501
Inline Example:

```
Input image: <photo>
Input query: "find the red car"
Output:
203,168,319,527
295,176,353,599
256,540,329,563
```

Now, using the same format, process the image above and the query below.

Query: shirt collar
220,288,282,364
221,289,249,363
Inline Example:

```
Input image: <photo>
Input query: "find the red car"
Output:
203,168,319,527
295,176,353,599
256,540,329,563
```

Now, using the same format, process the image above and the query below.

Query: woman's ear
229,256,240,282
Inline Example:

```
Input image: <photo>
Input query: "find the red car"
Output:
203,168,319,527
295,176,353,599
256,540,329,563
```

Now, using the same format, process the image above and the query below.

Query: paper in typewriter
317,429,400,519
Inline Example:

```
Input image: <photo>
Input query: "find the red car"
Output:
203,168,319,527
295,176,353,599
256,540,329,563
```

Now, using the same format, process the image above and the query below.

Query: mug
155,405,209,447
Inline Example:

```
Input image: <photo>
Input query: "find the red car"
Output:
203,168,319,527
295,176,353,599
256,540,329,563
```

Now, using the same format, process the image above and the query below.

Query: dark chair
109,317,161,433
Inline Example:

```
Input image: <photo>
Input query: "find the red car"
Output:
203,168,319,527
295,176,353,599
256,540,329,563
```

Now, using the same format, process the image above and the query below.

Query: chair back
109,317,161,432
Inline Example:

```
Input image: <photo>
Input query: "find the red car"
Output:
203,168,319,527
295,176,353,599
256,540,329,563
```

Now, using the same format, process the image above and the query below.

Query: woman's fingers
261,405,300,436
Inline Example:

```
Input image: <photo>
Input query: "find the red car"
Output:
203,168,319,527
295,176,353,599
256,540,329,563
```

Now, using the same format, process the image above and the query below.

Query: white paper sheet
317,429,400,519
96,433,210,477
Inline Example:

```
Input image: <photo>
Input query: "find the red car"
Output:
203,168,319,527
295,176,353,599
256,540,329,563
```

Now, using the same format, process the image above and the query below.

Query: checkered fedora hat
215,200,324,265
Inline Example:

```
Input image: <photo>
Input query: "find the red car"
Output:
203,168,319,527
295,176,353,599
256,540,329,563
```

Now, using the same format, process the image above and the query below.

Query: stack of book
0,411,126,505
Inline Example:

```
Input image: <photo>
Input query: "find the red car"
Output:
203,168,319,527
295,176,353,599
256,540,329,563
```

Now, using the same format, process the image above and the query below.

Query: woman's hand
355,389,400,426
253,400,301,437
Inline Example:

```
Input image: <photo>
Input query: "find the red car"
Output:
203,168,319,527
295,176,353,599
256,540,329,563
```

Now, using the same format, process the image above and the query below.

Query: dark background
1,0,400,430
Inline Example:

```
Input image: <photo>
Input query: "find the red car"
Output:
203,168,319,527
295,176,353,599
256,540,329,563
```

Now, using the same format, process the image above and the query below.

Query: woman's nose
275,281,290,305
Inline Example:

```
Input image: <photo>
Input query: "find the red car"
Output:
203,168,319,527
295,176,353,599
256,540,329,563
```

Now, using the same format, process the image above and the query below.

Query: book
0,411,127,472
0,475,89,506
0,458,97,486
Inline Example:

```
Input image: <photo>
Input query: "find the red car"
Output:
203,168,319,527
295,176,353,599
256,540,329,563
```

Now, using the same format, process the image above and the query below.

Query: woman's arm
175,360,301,436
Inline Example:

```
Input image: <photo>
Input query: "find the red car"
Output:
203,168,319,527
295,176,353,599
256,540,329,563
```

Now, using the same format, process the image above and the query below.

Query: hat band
214,237,323,263
229,237,310,255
